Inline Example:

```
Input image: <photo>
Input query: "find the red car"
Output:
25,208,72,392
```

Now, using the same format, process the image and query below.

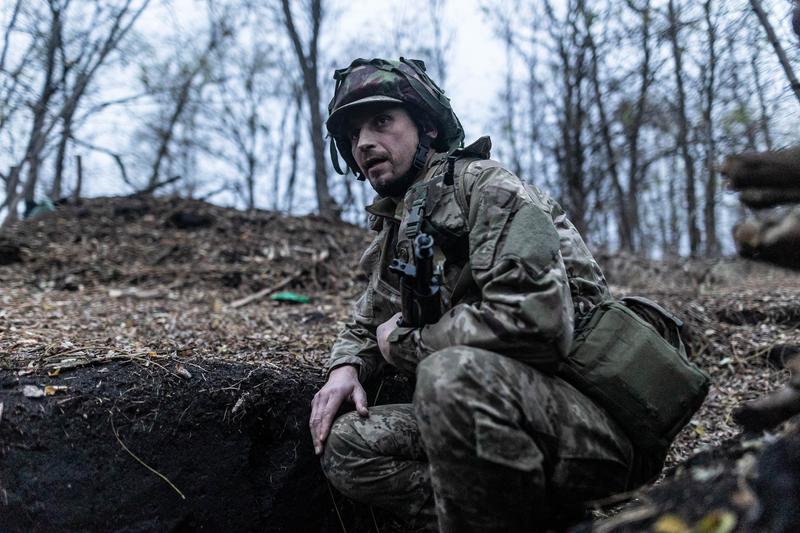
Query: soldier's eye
375,114,391,127
349,128,360,142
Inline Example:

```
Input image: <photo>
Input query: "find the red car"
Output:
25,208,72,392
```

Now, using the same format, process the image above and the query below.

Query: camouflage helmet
326,57,464,176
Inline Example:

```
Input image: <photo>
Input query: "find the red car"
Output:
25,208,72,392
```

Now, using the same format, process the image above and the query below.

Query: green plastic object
270,292,311,304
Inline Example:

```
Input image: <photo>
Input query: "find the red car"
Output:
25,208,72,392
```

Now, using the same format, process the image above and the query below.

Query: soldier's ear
423,123,438,142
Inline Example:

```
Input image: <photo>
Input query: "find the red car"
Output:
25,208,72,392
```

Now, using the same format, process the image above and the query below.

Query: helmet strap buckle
411,135,433,172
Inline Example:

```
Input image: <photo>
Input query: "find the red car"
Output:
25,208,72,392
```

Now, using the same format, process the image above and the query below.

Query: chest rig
393,137,493,313
386,157,455,326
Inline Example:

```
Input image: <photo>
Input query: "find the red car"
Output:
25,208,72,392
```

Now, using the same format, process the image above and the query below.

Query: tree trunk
580,0,632,251
626,0,653,253
73,155,83,202
280,0,340,220
271,97,292,212
702,0,719,256
285,97,302,214
52,113,73,200
501,19,523,177
667,0,701,256
751,51,774,151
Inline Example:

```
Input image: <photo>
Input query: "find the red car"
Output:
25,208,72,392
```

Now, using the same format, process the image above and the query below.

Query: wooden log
739,187,800,208
722,146,800,189
733,209,800,268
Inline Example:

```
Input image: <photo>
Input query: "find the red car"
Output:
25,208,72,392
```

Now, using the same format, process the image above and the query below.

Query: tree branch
748,0,800,107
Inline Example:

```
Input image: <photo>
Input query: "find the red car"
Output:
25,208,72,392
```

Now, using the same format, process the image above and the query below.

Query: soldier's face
347,105,422,197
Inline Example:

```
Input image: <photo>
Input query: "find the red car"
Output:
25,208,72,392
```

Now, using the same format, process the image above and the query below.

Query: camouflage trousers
322,347,639,533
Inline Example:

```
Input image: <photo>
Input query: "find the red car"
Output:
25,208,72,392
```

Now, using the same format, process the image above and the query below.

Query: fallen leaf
23,385,45,398
694,509,737,533
44,385,68,396
48,368,61,377
653,513,690,533
174,363,192,379
232,394,247,415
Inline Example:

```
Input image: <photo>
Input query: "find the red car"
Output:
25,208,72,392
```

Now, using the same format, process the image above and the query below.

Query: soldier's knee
415,347,484,429
416,347,468,401
321,412,365,496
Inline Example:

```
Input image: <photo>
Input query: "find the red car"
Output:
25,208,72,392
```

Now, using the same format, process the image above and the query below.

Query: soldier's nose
356,129,377,153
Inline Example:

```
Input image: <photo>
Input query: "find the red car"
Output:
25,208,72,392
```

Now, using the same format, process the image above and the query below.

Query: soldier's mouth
364,157,389,172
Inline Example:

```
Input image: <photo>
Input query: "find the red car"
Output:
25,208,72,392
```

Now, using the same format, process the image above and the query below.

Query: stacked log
723,146,800,269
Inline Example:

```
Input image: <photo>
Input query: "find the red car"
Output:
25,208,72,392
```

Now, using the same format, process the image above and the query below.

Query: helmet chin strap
411,134,433,173
388,134,433,195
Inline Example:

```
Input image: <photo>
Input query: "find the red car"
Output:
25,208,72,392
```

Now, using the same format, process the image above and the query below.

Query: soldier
309,58,662,532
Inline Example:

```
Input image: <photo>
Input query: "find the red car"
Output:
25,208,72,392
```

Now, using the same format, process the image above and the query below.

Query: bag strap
450,259,475,305
620,296,684,329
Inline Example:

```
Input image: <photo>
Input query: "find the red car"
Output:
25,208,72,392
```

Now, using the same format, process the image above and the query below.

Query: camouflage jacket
326,137,611,381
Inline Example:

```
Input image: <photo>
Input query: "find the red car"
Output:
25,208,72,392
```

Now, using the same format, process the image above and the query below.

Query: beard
370,168,418,198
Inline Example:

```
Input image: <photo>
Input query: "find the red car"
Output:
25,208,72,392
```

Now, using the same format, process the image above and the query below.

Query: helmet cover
326,57,464,175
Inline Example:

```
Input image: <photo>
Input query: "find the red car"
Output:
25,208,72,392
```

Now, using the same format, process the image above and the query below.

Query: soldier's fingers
309,393,322,429
310,393,327,454
318,393,345,446
352,384,369,417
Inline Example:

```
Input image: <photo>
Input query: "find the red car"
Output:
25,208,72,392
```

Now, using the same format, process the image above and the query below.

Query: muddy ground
2,196,799,532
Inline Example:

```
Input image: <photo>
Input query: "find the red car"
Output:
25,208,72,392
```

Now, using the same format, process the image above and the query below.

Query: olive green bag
559,297,710,452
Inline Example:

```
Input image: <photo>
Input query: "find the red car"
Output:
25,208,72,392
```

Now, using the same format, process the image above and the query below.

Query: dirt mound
2,195,370,294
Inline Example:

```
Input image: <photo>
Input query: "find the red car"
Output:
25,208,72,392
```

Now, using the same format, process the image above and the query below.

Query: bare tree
667,0,701,256
50,0,151,199
2,0,150,226
580,0,632,250
545,0,591,235
794,0,800,40
3,0,62,226
750,43,774,151
749,0,800,106
702,0,720,256
145,24,225,190
280,0,339,220
203,27,281,211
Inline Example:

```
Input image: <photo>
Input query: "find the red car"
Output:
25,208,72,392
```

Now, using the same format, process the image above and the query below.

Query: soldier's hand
310,365,368,455
376,312,403,364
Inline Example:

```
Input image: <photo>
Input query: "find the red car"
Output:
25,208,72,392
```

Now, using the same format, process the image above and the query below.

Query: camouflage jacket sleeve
388,163,575,372
324,223,392,383
324,299,385,383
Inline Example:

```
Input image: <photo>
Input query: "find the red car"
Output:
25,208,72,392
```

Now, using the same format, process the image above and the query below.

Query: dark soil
1,358,412,532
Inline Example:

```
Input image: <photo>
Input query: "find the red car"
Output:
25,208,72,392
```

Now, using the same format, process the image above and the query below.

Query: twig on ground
110,414,186,500
370,506,381,533
228,275,296,309
327,479,348,533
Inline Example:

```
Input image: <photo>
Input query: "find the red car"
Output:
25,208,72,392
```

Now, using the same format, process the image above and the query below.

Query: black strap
450,259,475,305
